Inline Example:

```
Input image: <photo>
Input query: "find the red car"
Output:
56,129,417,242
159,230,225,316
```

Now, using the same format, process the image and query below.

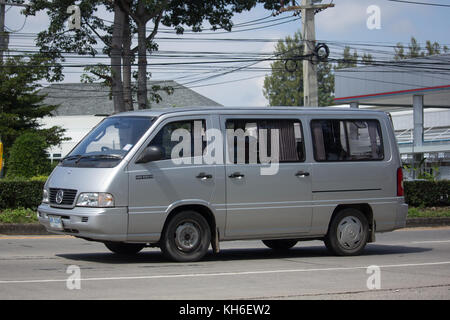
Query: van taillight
397,167,404,196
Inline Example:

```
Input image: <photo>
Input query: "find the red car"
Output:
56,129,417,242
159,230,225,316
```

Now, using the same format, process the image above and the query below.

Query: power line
38,44,306,94
98,13,277,32
42,74,267,99
387,0,450,8
3,53,449,71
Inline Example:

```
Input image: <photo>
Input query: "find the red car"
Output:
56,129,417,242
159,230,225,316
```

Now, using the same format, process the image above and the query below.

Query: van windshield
62,116,154,168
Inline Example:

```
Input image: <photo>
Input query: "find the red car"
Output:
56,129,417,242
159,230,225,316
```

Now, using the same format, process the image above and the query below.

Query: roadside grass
408,206,450,218
0,208,38,224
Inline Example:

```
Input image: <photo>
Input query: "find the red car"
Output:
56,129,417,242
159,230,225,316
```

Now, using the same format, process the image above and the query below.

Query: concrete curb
405,217,450,228
0,224,51,235
1,218,450,235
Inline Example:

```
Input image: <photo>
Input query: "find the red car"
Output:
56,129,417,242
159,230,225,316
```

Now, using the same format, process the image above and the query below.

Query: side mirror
136,145,164,164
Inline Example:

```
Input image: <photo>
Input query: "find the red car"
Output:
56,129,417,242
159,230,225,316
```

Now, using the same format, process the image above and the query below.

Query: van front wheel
324,208,369,256
160,211,211,262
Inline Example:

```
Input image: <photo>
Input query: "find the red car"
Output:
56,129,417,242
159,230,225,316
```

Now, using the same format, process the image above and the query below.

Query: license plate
49,215,63,230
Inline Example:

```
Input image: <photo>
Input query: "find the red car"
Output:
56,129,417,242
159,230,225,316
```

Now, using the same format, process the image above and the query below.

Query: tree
6,132,51,178
263,37,377,107
361,53,374,65
263,31,335,107
28,0,282,111
0,55,68,170
26,0,132,111
108,0,282,109
395,37,449,60
408,37,423,59
334,46,374,69
336,46,358,69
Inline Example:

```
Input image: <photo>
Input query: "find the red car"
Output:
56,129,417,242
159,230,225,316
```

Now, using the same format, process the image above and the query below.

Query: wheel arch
162,203,219,251
329,203,375,243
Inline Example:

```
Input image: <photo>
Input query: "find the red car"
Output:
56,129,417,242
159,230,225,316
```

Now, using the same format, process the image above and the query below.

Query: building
334,53,450,180
39,81,222,159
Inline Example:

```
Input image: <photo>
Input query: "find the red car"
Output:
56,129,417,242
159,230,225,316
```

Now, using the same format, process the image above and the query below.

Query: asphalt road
0,227,449,300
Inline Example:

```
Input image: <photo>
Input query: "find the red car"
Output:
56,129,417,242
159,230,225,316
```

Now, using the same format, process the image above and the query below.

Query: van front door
222,116,313,239
126,116,218,242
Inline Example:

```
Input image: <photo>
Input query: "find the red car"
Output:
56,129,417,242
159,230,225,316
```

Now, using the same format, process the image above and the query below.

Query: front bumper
37,204,128,242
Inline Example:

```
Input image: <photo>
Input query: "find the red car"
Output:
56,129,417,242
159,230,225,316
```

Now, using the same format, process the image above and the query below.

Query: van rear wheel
262,239,297,251
104,242,145,255
160,211,211,262
324,208,369,256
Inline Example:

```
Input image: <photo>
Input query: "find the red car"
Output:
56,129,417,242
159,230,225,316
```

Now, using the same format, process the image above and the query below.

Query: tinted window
226,119,305,164
149,120,206,160
311,119,384,161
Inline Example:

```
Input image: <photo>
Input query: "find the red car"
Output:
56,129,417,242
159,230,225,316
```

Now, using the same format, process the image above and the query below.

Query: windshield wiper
74,154,123,163
62,154,82,162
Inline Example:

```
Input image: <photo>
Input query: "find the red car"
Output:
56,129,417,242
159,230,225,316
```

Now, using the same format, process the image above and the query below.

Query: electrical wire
387,0,450,8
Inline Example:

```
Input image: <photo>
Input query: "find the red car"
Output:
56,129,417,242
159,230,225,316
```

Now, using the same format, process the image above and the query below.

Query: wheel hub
175,222,200,252
337,216,363,250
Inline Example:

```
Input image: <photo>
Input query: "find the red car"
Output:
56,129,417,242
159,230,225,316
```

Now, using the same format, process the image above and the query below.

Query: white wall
39,115,105,158
391,108,450,131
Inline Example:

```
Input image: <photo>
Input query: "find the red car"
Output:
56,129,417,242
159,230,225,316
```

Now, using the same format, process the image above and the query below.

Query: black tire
104,242,145,255
160,211,211,262
262,239,298,251
324,208,369,256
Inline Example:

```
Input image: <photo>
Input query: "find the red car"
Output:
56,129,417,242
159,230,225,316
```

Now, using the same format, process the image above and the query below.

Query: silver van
38,107,408,262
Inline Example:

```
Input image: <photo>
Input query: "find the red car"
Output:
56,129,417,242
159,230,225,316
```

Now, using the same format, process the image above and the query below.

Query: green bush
6,132,51,179
404,180,450,207
0,207,37,223
30,175,49,182
408,206,450,218
0,179,45,210
0,176,448,213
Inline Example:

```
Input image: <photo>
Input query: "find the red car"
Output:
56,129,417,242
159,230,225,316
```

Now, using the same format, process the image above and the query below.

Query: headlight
42,189,49,204
76,193,115,207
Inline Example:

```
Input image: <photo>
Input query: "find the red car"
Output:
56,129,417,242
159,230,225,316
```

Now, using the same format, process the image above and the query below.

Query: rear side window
311,119,384,161
225,119,305,164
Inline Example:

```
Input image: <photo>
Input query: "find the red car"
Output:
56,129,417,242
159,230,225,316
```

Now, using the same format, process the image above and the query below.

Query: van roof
110,106,387,118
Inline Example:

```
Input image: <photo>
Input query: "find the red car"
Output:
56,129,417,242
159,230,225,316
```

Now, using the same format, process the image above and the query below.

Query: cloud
190,39,276,106
388,19,417,35
315,0,403,36
316,1,370,35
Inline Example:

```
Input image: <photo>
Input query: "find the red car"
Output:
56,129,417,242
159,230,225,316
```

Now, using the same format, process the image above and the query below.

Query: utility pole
277,0,334,107
301,0,318,107
0,0,28,62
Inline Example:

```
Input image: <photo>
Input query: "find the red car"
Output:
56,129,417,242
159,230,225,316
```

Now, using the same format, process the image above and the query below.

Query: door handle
196,172,213,180
295,171,310,177
229,172,245,179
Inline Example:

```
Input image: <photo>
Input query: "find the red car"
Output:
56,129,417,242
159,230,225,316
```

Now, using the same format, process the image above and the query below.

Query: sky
4,0,450,107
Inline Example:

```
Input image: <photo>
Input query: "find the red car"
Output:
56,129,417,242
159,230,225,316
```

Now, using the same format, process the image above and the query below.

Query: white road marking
0,236,71,240
0,261,449,285
411,240,450,244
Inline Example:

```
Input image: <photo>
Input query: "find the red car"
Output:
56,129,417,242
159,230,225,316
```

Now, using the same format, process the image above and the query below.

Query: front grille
49,188,77,206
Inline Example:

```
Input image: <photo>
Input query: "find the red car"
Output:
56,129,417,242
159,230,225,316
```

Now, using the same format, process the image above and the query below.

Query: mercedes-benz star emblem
56,190,64,204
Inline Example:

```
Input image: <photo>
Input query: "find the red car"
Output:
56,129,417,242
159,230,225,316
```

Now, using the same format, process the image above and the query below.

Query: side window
311,119,384,161
225,119,305,164
149,119,206,160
